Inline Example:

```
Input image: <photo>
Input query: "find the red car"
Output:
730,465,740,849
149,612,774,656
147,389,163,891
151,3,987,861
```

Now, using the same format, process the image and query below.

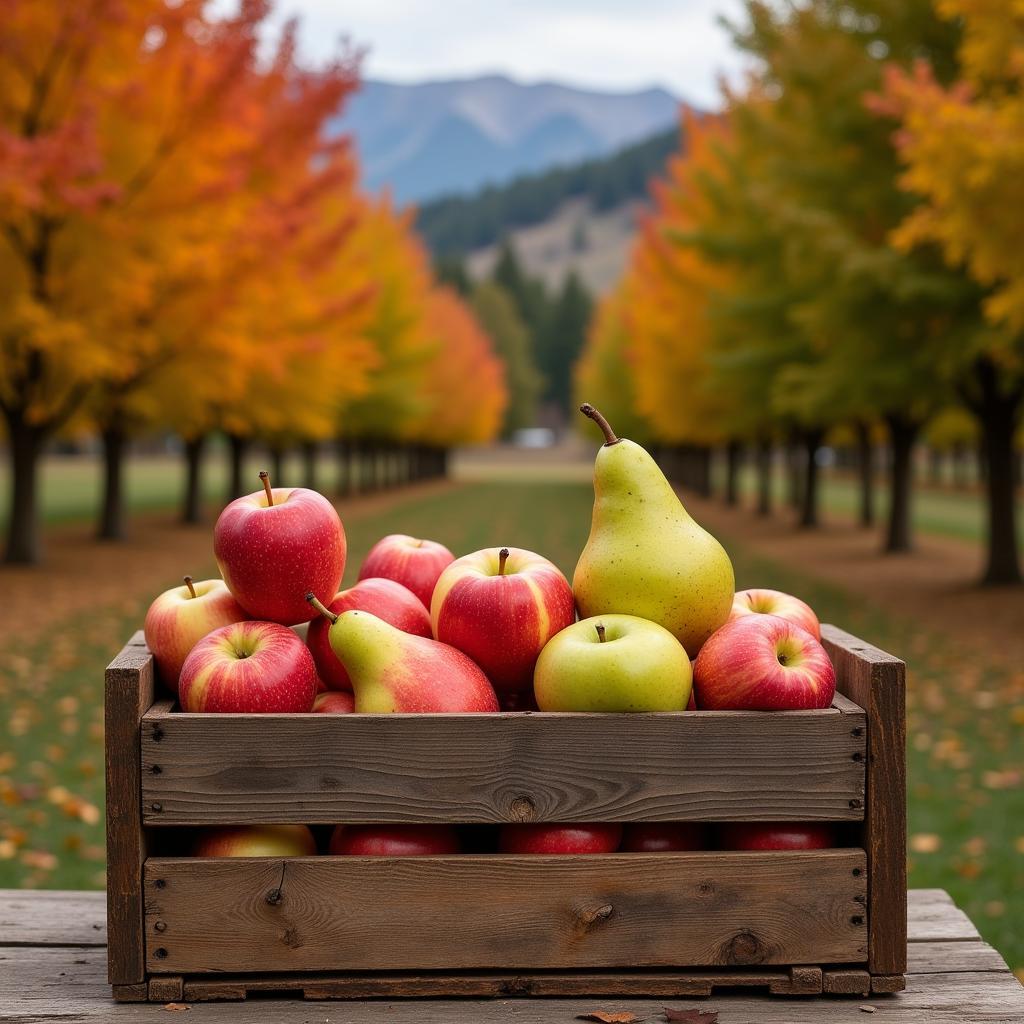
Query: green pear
573,404,735,655
305,598,499,712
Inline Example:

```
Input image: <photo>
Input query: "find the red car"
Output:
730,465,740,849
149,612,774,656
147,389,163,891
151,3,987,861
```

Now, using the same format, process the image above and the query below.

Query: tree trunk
182,435,205,524
968,360,1022,585
884,414,918,553
798,429,823,529
270,447,286,489
786,440,802,511
855,421,875,529
756,439,772,517
97,425,127,541
2,416,44,564
725,441,741,506
226,433,248,501
302,440,317,491
694,446,712,498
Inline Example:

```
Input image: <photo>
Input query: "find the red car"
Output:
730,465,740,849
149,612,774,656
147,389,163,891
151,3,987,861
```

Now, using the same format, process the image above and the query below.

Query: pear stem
259,470,274,506
497,548,509,575
183,575,197,599
306,592,338,624
579,403,620,446
595,623,606,643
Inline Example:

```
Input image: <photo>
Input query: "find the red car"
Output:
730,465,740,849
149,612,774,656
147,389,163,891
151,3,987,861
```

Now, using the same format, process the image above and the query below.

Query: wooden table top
0,887,1021,1022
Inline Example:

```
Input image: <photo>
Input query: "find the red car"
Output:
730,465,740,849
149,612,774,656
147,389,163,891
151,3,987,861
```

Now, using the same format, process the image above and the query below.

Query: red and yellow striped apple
179,621,317,713
329,824,460,856
143,576,248,695
313,691,355,714
306,578,431,691
431,546,575,693
693,615,835,711
192,824,317,857
214,472,345,626
358,534,455,609
720,822,835,850
730,588,821,639
498,823,622,854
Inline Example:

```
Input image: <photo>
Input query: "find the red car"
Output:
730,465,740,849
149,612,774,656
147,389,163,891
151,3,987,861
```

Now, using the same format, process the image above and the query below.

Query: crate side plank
140,707,866,825
822,624,907,976
104,635,153,986
144,851,867,974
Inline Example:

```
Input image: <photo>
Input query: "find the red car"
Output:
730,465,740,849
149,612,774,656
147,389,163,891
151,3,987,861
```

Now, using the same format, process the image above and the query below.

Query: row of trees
577,0,1024,584
0,1,506,564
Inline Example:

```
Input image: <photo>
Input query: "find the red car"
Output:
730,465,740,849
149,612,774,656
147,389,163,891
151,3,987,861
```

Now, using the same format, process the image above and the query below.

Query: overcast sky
261,1,749,106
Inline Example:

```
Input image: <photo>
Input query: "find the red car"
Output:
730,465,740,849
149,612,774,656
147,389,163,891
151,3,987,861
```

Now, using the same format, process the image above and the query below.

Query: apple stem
306,592,338,624
259,470,274,506
595,623,606,643
579,403,620,446
498,548,509,575
183,575,197,599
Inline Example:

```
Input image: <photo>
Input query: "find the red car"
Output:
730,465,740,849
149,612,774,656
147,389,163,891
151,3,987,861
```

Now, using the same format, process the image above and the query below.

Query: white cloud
255,0,749,107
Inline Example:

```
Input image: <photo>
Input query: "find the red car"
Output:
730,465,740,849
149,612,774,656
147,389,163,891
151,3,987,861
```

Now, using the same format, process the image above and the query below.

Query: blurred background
1,0,1022,979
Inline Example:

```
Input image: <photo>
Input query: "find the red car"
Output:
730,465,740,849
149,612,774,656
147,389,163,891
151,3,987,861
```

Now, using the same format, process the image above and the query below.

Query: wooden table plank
0,888,1021,1022
1,947,1023,1023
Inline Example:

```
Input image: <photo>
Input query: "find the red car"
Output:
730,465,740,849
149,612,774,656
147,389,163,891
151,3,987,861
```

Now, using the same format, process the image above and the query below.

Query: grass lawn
1,477,1021,975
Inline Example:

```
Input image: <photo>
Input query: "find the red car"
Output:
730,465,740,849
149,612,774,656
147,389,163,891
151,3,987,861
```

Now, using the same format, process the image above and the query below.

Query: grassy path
0,476,1021,977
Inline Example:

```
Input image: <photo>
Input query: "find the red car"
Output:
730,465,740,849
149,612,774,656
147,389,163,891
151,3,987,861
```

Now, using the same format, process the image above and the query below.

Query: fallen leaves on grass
163,1003,190,1012
910,833,941,853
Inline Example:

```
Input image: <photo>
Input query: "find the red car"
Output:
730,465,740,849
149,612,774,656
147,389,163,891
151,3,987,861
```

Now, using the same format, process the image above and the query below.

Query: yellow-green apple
720,822,835,850
307,600,499,712
214,472,345,626
329,824,460,855
498,823,622,854
358,534,455,608
730,588,820,639
693,615,835,711
306,578,431,691
313,691,355,714
534,614,692,712
622,823,706,852
192,824,317,857
431,547,575,694
143,576,248,695
179,621,318,713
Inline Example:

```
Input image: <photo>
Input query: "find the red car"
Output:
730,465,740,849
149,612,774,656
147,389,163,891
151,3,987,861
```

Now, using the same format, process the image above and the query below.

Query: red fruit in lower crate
498,822,622,854
329,824,460,856
719,822,835,850
621,822,706,852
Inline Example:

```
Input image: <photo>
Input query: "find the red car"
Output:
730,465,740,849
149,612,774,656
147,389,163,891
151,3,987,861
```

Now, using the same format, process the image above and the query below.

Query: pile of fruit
143,404,839,857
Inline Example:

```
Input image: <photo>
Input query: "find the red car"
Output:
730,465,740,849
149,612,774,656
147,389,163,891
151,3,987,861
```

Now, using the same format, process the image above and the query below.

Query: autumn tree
878,0,1024,582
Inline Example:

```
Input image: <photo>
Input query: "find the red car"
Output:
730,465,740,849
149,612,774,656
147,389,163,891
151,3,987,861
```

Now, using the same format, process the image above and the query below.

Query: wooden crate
105,624,906,1002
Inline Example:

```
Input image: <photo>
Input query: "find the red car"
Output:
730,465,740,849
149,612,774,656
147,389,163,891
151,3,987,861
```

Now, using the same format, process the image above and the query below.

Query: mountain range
335,74,680,204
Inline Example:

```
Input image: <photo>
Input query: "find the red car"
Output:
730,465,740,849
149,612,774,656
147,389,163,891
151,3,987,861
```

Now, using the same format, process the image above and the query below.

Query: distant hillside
416,127,679,257
334,74,679,204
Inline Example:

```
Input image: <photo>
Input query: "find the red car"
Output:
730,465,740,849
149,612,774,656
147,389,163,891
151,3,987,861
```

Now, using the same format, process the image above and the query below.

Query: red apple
719,822,835,851
306,578,431,691
358,534,455,608
143,576,248,695
498,823,622,855
730,588,821,639
214,472,346,626
693,615,835,711
179,621,318,713
621,823,706,852
192,824,317,857
431,546,576,693
313,691,356,714
329,824,460,856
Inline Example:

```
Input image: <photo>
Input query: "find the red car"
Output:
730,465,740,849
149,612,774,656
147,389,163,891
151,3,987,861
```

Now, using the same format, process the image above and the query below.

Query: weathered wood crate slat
104,622,906,1002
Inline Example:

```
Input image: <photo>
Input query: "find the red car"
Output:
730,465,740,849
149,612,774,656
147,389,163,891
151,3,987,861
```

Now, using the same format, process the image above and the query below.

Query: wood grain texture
0,890,105,947
822,968,870,994
147,976,183,1001
140,703,866,825
143,851,867,974
104,633,153,986
908,889,981,942
823,623,907,976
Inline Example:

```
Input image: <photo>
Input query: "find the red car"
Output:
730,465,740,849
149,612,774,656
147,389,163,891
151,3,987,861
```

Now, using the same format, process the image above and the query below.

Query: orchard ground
0,446,1022,979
